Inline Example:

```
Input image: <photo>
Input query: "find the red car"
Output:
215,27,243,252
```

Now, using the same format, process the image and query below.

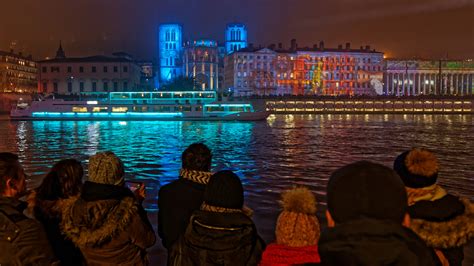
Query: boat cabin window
111,93,130,99
112,107,128,113
72,106,88,113
133,106,148,112
206,106,225,112
228,106,245,112
92,107,108,112
152,93,172,99
195,106,202,112
153,106,172,112
131,93,149,99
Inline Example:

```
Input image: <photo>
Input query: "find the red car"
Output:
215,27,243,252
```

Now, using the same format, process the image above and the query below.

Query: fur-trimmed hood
61,182,138,247
410,197,474,249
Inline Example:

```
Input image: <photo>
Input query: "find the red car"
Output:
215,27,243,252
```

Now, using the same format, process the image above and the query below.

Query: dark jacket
409,195,474,266
318,217,439,266
158,178,206,249
30,194,85,266
62,181,156,266
0,196,58,266
168,210,266,266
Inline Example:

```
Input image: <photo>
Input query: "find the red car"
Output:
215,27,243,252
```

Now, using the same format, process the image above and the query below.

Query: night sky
1,0,473,60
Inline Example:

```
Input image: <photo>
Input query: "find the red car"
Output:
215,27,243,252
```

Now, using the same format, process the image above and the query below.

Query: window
42,67,47,73
79,66,84,73
51,66,60,72
68,82,72,92
80,82,84,92
114,82,118,90
92,66,96,73
53,82,58,93
112,107,128,113
42,82,47,90
103,66,108,73
113,66,118,72
92,107,108,112
67,66,72,73
103,82,108,91
72,107,87,113
123,66,128,72
92,82,97,92
123,82,128,90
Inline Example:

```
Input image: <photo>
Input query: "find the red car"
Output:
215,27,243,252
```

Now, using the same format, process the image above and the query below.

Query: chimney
10,49,14,54
290,39,297,51
319,41,325,50
338,44,343,49
345,42,351,50
360,46,364,50
249,43,254,50
19,52,23,57
313,44,318,50
268,43,276,50
365,45,371,51
278,42,283,49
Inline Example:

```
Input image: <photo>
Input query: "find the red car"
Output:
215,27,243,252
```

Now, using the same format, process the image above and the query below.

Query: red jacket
260,243,320,266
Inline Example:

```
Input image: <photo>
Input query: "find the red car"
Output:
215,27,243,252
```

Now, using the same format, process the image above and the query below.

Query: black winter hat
327,161,407,224
393,148,439,188
204,170,244,209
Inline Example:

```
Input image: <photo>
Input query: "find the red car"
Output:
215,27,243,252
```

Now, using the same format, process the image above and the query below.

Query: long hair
0,152,20,193
36,159,84,200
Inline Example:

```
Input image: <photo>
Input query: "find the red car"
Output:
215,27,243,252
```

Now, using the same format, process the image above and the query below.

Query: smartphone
125,181,144,193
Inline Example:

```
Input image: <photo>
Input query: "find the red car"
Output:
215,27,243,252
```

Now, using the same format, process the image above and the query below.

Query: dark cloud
0,0,472,60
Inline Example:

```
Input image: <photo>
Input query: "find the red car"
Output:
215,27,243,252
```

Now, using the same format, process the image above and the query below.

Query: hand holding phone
126,181,146,202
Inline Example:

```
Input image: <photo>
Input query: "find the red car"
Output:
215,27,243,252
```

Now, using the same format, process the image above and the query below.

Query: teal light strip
32,112,183,118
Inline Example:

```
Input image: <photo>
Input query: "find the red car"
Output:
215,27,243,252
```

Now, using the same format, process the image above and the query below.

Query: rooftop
38,55,134,64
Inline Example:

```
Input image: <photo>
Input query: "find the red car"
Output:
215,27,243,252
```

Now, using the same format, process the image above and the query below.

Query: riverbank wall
250,97,474,114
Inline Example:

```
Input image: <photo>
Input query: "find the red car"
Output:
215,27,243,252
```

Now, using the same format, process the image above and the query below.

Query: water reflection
0,115,472,243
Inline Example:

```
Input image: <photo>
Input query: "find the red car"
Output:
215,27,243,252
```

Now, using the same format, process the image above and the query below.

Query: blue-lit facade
225,23,247,54
159,24,183,83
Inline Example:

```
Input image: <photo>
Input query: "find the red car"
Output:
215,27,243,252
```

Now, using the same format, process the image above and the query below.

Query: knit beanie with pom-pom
275,186,320,247
394,148,439,188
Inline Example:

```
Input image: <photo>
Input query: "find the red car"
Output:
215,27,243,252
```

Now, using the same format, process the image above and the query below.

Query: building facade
38,46,141,95
184,40,219,90
224,43,384,96
158,24,183,83
137,61,155,91
385,59,474,96
225,23,248,54
0,50,37,93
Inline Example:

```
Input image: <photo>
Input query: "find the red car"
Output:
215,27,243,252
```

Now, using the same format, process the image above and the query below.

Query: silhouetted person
62,151,156,265
158,143,213,249
260,186,321,265
394,148,474,266
168,170,265,265
28,159,85,265
318,161,440,266
0,152,57,265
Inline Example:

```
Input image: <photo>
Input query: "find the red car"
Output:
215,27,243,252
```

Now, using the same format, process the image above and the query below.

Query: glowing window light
87,101,98,105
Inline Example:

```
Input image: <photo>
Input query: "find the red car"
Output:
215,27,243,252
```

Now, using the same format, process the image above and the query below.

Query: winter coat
29,192,85,266
259,244,320,266
318,217,440,266
168,210,266,266
0,196,58,266
158,177,207,249
408,195,474,266
62,181,156,266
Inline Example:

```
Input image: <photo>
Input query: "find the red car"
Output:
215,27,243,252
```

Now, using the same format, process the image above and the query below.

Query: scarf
180,168,213,185
200,202,242,213
406,184,447,206
260,244,320,266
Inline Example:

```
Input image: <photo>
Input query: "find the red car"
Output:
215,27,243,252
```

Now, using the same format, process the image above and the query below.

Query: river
0,114,473,264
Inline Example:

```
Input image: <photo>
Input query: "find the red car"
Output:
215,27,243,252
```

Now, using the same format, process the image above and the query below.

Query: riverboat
10,91,269,121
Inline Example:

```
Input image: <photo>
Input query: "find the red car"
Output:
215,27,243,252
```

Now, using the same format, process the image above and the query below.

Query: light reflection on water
0,114,473,244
